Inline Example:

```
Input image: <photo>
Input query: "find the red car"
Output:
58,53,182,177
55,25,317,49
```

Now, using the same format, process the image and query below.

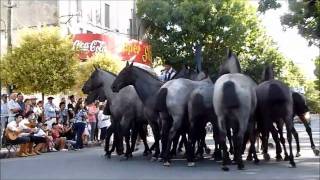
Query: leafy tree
1,27,77,99
137,0,301,86
72,53,125,96
259,0,320,46
304,80,320,113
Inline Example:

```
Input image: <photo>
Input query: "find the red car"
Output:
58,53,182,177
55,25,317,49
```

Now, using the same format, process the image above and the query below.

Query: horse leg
270,125,283,161
122,134,131,160
277,121,289,161
139,124,151,156
235,131,245,170
261,127,270,161
129,126,139,158
248,121,259,164
163,116,182,167
212,124,223,161
104,124,114,158
300,115,320,156
285,116,296,168
170,133,180,156
291,126,301,157
227,128,234,155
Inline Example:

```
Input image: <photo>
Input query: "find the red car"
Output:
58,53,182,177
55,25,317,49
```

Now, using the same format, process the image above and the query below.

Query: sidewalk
0,141,102,159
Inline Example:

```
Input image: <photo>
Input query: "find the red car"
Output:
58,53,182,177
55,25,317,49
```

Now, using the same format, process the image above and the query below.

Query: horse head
218,49,241,75
82,66,105,94
261,64,274,82
85,86,107,105
111,62,135,92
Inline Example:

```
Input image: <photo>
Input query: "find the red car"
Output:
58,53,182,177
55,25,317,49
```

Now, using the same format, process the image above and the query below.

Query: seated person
51,123,68,151
61,121,76,149
5,115,30,157
41,123,57,152
19,111,46,156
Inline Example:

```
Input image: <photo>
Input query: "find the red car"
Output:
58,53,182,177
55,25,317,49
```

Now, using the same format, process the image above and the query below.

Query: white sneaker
60,149,68,152
51,148,58,152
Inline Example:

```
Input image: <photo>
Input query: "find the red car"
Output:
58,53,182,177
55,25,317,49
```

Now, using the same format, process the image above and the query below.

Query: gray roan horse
82,66,151,159
156,70,211,167
111,63,207,160
213,51,258,171
256,64,296,168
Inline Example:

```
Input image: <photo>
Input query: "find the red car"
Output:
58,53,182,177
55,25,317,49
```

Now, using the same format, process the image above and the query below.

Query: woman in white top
97,105,111,142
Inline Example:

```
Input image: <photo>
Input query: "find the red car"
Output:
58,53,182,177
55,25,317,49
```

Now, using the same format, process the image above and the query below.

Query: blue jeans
74,122,85,149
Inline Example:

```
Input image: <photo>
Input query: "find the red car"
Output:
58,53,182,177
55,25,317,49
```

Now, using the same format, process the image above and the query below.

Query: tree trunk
42,92,45,122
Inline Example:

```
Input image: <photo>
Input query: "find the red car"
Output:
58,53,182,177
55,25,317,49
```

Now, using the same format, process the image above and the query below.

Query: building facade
1,0,142,55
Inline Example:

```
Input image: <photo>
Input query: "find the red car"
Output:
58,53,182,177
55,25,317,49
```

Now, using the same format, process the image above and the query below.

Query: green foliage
259,0,320,46
1,27,77,95
72,53,125,95
137,0,304,87
304,80,320,113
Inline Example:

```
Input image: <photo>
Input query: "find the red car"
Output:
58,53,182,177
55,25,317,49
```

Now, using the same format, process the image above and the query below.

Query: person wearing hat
44,97,59,129
7,93,22,122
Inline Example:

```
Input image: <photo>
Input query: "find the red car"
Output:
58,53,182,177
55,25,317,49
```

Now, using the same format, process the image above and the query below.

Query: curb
0,143,102,159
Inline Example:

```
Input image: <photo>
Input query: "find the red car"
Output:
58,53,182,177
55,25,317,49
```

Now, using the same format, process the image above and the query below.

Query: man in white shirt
44,97,58,129
6,115,30,157
7,93,22,122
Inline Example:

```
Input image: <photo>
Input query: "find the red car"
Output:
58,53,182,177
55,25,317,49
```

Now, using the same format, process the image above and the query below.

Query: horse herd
82,50,319,171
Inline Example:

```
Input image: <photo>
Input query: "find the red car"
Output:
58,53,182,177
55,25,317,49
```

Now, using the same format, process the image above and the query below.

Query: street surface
1,117,320,180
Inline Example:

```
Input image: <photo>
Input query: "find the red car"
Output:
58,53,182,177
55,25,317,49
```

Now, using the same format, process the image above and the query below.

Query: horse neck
100,71,117,101
133,68,163,103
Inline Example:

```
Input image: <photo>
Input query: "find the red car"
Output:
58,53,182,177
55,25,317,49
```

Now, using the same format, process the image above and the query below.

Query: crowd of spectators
0,93,111,157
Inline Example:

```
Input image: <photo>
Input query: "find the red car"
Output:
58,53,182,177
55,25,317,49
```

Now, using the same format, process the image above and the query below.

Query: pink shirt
87,105,98,122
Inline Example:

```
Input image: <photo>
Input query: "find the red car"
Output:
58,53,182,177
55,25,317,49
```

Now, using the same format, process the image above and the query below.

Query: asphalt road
1,119,320,180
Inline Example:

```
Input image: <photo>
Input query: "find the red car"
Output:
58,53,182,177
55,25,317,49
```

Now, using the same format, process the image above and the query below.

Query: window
105,4,110,28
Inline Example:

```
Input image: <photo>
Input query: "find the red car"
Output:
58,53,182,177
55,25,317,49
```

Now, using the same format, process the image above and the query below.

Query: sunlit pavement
1,117,319,180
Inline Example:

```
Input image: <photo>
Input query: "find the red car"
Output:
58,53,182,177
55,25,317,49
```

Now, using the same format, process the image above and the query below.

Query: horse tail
155,88,168,112
190,93,204,118
222,81,240,108
268,84,287,104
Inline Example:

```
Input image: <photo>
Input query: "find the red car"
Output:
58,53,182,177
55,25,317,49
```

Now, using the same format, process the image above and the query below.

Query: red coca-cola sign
73,34,152,66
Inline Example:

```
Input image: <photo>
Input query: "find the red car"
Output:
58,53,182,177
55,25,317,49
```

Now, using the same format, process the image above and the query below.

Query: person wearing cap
44,97,59,128
7,93,22,122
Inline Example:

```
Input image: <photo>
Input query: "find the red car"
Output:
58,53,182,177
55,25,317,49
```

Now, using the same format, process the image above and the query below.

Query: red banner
73,34,152,66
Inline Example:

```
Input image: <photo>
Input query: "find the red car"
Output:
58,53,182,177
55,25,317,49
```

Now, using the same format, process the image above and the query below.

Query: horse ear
126,61,129,67
129,62,134,67
227,48,232,58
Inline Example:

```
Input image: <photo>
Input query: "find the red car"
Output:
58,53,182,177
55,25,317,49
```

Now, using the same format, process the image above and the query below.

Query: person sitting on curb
51,123,68,151
5,115,30,157
19,111,47,156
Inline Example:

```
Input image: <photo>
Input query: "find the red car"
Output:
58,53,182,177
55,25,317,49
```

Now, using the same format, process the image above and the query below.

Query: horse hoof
150,157,158,162
296,152,301,157
187,162,195,167
163,162,171,167
290,162,296,168
313,149,320,156
237,164,245,170
276,154,283,161
254,159,260,164
246,155,253,161
225,158,233,165
284,155,290,161
205,148,211,155
263,153,270,161
222,166,229,171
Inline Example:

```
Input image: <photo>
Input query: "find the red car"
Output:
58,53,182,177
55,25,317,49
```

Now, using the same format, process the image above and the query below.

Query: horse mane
261,64,274,82
99,68,117,77
132,66,161,81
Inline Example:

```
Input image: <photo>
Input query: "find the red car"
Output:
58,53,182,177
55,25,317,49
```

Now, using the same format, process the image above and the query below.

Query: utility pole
6,0,15,52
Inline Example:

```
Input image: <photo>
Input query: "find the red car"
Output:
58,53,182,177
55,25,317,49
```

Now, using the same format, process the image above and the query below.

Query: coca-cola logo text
73,40,107,53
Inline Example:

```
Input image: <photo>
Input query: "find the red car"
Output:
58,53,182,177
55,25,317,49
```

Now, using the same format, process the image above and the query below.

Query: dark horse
292,92,319,157
256,64,296,168
82,67,151,159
